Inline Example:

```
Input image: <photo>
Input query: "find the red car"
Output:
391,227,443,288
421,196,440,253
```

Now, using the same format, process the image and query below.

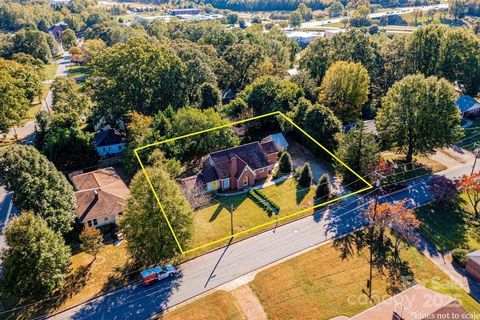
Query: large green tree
51,77,92,117
0,145,76,234
120,165,193,265
335,124,380,185
1,213,71,302
223,40,265,90
319,61,370,122
60,28,77,49
10,29,53,63
376,74,463,163
90,38,188,122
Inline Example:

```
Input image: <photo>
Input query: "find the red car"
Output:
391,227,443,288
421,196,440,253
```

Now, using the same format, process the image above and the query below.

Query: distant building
49,0,70,6
169,8,202,16
285,31,320,46
324,28,347,38
350,285,469,320
456,95,480,118
94,129,126,157
466,250,480,282
134,15,171,24
48,22,68,42
70,167,130,228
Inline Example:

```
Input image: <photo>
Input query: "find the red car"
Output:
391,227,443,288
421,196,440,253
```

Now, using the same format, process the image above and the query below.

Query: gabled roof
70,167,130,222
260,141,278,154
94,129,125,147
457,95,480,113
209,142,270,179
234,156,249,179
262,133,288,149
467,249,480,265
199,165,219,183
350,285,469,320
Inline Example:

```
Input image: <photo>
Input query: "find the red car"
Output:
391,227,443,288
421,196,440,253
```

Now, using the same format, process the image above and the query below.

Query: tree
289,11,303,28
429,175,457,203
241,76,303,115
223,40,265,90
288,98,342,150
0,145,76,234
298,163,313,187
457,173,480,219
0,213,71,302
61,28,77,49
90,38,187,122
238,18,247,29
319,61,370,123
297,3,313,21
120,165,193,265
329,1,344,18
51,77,92,118
376,74,463,163
43,127,99,172
226,13,239,25
315,174,331,201
407,25,447,77
11,29,53,63
198,82,221,110
252,16,262,24
449,0,467,19
79,227,104,260
82,39,106,64
279,151,293,173
335,124,380,185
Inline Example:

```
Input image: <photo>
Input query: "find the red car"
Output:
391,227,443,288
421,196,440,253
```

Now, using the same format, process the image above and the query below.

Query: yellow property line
134,111,373,255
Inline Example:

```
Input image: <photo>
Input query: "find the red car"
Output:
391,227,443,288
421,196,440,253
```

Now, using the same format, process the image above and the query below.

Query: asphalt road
300,3,448,28
46,158,476,320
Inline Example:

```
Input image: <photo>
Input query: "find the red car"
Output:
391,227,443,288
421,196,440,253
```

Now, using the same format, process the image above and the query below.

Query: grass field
399,11,465,26
191,178,315,250
44,62,58,80
158,291,245,320
68,64,91,82
249,231,480,319
416,194,480,253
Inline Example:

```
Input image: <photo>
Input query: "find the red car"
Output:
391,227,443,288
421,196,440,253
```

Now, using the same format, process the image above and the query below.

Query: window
258,168,264,173
223,178,230,189
87,220,93,227
243,175,249,186
93,219,98,226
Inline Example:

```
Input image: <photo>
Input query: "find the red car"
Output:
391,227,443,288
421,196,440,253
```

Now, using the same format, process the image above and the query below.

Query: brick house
181,138,280,194
466,250,480,281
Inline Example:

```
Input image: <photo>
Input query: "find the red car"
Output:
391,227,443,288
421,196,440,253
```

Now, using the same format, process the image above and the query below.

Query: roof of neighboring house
350,285,469,320
199,165,219,183
70,167,130,222
260,141,278,154
457,95,480,113
209,142,270,179
262,133,289,150
94,129,126,147
467,250,480,265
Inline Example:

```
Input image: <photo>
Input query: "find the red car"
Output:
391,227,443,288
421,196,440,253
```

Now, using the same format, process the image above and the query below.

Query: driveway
288,139,333,183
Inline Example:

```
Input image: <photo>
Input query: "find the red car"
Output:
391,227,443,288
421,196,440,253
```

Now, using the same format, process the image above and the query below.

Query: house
466,250,480,281
285,31,320,46
169,8,202,16
350,285,469,320
457,95,480,118
181,139,280,194
48,22,68,42
94,129,126,157
70,167,130,228
262,133,289,152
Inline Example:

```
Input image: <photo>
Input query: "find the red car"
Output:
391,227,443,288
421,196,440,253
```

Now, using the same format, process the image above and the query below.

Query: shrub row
253,189,280,211
248,190,275,215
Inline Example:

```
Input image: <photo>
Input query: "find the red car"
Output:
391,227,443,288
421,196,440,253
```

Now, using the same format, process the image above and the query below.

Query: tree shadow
296,183,309,204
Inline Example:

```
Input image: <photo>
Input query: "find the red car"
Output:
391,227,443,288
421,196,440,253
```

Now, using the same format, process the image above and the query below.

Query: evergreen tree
279,151,293,173
315,174,331,201
298,163,313,187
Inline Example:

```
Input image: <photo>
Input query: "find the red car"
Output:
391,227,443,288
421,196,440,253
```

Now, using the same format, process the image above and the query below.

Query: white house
94,129,126,157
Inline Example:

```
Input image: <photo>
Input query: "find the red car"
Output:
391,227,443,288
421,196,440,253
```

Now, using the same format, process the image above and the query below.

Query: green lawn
416,194,480,252
190,178,315,251
399,12,466,27
44,62,58,80
68,64,91,81
250,230,480,319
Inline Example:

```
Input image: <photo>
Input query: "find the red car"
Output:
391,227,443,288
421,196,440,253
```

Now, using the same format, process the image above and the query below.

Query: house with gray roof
94,129,126,157
181,137,282,194
457,96,480,118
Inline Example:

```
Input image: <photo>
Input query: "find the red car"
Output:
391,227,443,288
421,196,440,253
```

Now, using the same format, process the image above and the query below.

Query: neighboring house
350,285,469,320
181,138,281,194
169,8,202,15
70,167,130,228
466,250,480,281
94,129,126,157
48,22,68,42
286,31,320,46
262,133,289,152
457,95,480,118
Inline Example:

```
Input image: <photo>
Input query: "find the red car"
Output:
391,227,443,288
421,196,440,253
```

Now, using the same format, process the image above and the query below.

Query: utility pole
471,143,480,175
230,204,234,236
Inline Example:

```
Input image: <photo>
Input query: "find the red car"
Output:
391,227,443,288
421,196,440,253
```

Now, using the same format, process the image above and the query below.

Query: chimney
230,156,237,179
93,190,99,201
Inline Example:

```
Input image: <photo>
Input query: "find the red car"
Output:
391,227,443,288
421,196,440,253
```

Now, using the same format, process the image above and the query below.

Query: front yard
190,178,316,251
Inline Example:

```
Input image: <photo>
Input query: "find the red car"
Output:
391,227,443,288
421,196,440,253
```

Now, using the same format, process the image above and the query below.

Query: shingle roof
180,174,207,191
262,133,288,149
94,129,125,147
260,141,278,154
209,142,269,179
70,167,130,222
468,250,480,265
457,96,480,113
199,165,219,183
234,157,248,179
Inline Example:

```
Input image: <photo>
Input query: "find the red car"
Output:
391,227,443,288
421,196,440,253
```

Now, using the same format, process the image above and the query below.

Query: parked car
141,265,176,286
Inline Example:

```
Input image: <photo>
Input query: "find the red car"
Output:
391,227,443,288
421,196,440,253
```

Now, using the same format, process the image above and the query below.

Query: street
47,158,476,320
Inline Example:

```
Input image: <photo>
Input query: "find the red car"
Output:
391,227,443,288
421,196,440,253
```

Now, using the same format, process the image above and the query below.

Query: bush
248,190,274,215
279,152,293,173
298,163,313,188
254,189,280,211
452,248,468,268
